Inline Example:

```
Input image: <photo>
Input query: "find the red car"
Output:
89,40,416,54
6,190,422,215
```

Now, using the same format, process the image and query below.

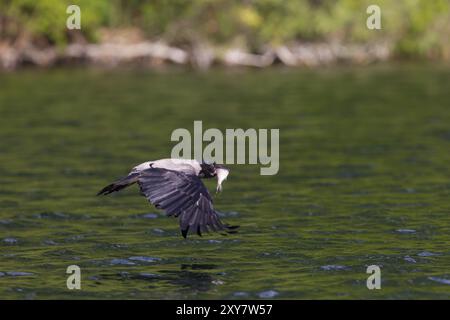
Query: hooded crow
97,158,238,238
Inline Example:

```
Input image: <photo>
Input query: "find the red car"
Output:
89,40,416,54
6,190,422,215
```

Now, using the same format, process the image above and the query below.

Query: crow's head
200,162,230,193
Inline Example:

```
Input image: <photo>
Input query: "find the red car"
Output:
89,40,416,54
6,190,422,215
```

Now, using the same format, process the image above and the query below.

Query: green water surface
0,65,449,299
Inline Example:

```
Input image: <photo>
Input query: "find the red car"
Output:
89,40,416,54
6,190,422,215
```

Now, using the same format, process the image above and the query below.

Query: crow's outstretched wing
137,168,238,238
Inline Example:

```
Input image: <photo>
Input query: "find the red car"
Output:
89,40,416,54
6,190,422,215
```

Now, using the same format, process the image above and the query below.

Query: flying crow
97,159,238,238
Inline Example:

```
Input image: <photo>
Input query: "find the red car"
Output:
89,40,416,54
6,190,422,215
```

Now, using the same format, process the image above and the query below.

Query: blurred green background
0,0,449,59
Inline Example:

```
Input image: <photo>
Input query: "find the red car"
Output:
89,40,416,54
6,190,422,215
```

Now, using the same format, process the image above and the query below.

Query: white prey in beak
216,168,229,193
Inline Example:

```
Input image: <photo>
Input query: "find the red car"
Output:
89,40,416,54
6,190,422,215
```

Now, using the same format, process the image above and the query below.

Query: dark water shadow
151,264,219,292
96,263,219,293
180,263,218,271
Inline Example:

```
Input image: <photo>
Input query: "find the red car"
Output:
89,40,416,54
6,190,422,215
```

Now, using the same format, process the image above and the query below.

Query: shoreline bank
0,40,393,71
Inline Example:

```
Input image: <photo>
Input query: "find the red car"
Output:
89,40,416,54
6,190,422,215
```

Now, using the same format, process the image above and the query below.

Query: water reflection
155,264,220,293
180,263,218,270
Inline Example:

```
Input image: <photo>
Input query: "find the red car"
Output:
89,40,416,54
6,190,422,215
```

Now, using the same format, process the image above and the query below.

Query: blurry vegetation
0,0,449,58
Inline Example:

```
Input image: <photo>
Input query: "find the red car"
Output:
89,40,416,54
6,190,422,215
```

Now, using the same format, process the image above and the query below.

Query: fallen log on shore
0,40,391,70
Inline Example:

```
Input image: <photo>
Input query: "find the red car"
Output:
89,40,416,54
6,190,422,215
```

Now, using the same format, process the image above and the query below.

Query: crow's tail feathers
97,172,139,196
